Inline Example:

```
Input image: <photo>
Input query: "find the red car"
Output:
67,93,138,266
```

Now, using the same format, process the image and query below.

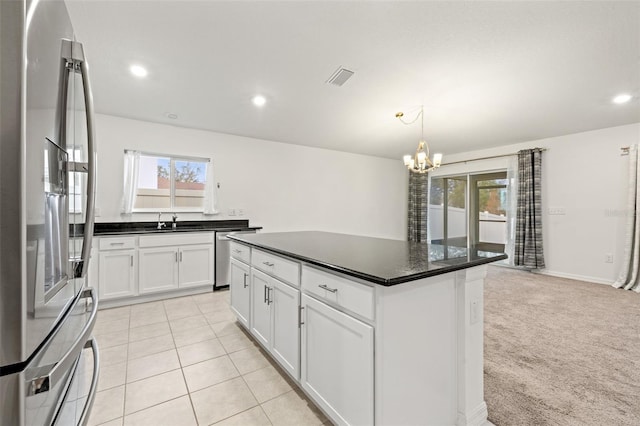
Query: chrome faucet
157,213,166,230
172,213,178,230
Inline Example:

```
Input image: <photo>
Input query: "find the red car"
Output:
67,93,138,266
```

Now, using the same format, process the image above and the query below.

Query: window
123,151,215,213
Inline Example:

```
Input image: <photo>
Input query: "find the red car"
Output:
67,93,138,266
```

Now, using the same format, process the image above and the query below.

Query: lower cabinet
230,258,251,328
98,250,136,300
138,247,180,294
138,242,214,294
300,293,374,426
250,268,300,379
96,232,215,302
178,244,214,288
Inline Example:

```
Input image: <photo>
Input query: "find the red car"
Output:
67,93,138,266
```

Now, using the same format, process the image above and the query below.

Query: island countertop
228,231,507,286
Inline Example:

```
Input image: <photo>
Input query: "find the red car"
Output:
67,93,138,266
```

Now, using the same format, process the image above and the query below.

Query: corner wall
431,123,640,285
94,114,408,240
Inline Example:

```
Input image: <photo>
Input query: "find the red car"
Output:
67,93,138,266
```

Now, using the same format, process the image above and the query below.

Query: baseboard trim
530,269,614,286
98,285,214,309
458,401,488,426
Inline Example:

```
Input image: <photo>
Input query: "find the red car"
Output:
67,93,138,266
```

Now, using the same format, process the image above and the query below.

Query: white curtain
203,160,218,215
502,156,518,266
121,150,140,214
613,144,640,292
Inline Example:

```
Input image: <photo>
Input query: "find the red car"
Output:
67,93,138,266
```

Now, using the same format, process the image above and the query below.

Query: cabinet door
271,279,300,380
250,268,271,347
230,259,251,328
139,247,179,294
179,244,213,287
301,294,374,426
98,250,136,300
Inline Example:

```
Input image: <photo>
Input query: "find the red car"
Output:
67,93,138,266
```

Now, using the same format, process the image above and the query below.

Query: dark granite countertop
228,231,507,286
88,220,261,236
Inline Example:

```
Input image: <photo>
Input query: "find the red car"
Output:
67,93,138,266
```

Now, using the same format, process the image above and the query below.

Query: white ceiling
65,0,640,160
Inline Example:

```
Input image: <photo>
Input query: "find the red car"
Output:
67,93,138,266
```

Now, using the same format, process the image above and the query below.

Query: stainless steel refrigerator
1,0,99,424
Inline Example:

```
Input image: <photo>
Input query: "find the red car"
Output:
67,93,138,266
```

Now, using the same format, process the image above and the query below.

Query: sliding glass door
470,172,508,252
429,171,508,253
429,175,467,247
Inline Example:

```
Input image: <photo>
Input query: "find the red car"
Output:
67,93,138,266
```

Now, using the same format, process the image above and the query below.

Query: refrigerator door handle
25,287,98,396
77,338,100,426
64,40,97,279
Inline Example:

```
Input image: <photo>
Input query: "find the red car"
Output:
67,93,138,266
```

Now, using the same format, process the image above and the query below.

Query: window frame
131,151,211,213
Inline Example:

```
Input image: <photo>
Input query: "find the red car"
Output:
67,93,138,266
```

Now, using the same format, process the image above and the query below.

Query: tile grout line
173,295,204,426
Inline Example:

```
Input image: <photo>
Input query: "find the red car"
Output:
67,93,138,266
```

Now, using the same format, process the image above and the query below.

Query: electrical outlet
548,207,566,215
237,209,245,216
228,209,236,216
470,300,480,325
605,253,614,263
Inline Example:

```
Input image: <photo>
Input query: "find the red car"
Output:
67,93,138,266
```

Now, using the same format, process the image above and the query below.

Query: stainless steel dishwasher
215,229,256,290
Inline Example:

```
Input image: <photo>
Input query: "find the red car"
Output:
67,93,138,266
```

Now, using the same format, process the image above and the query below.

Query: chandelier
396,106,442,173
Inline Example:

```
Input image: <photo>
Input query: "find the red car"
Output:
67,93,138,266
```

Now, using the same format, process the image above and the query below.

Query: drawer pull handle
267,287,273,305
243,273,248,288
233,249,241,253
110,242,125,246
262,261,274,267
318,284,338,293
264,285,268,304
299,306,305,327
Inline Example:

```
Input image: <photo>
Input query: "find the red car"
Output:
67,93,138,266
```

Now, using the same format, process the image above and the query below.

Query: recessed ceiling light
130,65,148,78
612,93,632,104
252,95,267,107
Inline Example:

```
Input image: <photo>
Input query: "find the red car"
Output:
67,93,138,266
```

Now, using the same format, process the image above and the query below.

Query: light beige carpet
484,266,640,426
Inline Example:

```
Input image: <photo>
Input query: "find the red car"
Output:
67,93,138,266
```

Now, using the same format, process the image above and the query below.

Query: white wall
431,122,640,285
94,114,408,240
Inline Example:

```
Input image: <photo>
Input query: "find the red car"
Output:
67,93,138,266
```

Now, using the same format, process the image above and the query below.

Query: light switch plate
548,207,566,215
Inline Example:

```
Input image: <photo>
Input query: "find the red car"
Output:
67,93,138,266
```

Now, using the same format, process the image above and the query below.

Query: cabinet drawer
139,232,214,248
302,266,374,320
252,249,300,287
230,242,251,264
98,236,136,251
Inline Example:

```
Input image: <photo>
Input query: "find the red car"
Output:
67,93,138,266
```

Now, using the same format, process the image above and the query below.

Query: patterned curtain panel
407,172,429,242
613,144,640,292
514,149,545,268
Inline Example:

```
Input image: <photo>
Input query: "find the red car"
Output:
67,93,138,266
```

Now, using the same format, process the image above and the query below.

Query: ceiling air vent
326,67,354,87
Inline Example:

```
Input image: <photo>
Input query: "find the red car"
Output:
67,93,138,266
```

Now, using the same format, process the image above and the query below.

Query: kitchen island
228,231,507,426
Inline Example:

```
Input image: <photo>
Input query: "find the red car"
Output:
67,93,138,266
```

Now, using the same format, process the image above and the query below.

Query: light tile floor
89,290,330,426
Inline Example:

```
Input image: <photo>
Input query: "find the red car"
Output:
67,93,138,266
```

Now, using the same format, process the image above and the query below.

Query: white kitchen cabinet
138,233,214,294
250,268,271,347
138,246,180,294
250,268,300,379
270,277,300,377
230,258,251,328
98,249,137,300
178,244,214,288
300,293,374,426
